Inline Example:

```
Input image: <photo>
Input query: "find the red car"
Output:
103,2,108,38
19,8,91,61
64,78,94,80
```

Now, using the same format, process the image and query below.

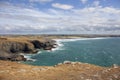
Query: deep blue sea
23,37,120,67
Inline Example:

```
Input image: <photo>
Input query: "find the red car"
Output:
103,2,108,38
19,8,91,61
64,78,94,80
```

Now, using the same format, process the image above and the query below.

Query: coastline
0,36,57,61
0,35,120,80
22,37,120,67
0,35,117,62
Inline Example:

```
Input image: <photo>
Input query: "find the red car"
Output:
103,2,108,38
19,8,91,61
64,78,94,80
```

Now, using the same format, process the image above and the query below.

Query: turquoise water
23,37,120,67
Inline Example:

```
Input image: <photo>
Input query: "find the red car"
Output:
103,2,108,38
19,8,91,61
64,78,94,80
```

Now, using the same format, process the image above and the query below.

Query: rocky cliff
0,40,34,53
0,37,56,61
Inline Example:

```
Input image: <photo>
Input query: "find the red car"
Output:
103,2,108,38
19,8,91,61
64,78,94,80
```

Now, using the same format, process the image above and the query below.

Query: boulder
44,47,52,50
0,51,26,61
63,61,72,64
11,55,26,61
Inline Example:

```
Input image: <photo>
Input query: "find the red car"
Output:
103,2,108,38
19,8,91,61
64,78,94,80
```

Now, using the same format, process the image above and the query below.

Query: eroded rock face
30,40,57,50
30,40,44,49
0,40,35,61
0,38,56,61
0,52,26,61
0,41,34,53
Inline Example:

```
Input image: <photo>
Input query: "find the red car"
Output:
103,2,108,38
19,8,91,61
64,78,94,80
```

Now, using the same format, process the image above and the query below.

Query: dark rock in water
11,55,26,61
52,44,58,48
43,40,57,49
0,51,26,61
30,40,44,49
33,49,39,53
30,40,56,50
44,47,52,50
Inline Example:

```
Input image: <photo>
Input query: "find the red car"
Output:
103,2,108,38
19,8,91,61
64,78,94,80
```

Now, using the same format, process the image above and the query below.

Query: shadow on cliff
0,38,56,61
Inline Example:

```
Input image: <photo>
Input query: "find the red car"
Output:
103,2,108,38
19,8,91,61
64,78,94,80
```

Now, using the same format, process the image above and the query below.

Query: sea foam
46,39,64,52
20,51,41,61
51,37,107,52
54,37,108,42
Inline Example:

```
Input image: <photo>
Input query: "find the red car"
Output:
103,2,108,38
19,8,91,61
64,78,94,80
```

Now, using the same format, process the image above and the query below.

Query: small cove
23,37,120,67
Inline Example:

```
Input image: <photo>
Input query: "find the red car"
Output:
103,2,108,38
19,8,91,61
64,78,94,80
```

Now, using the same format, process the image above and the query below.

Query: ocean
23,37,120,67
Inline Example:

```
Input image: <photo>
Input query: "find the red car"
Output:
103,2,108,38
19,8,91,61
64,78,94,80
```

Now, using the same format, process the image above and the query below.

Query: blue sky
0,0,120,34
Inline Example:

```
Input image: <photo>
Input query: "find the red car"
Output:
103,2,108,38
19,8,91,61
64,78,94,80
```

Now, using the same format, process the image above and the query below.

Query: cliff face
0,60,119,80
0,37,56,61
30,39,56,50
0,52,26,61
0,40,34,53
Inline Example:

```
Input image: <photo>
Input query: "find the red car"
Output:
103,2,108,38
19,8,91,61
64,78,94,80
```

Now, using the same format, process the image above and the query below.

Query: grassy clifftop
0,38,34,53
0,60,119,80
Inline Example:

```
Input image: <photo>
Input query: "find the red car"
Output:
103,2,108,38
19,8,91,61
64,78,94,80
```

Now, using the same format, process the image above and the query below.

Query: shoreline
0,35,119,64
0,36,57,61
0,35,120,80
22,37,119,67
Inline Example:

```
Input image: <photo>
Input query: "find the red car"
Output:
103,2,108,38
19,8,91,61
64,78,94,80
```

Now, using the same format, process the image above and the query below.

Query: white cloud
29,0,53,3
93,0,100,7
80,0,88,4
101,7,120,14
52,3,74,10
0,2,120,34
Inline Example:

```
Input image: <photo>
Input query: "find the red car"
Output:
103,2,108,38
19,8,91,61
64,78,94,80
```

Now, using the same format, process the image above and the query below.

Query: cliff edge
0,37,56,61
0,60,119,80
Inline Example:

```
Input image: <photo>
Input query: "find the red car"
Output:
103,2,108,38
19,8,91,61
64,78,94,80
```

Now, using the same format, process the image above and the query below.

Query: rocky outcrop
0,38,56,61
0,40,34,54
0,52,26,61
30,39,57,50
0,39,34,61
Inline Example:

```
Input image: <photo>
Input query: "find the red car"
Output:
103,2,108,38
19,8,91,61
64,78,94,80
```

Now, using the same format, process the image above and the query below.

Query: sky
0,0,120,34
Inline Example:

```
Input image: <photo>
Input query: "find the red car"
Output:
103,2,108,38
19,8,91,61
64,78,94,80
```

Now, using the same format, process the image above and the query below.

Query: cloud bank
29,0,53,3
80,0,88,4
52,3,74,10
0,1,120,34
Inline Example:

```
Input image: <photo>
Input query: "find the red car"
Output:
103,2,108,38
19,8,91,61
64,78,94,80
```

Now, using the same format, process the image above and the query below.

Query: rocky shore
0,35,120,80
0,35,120,61
0,36,57,61
0,60,120,80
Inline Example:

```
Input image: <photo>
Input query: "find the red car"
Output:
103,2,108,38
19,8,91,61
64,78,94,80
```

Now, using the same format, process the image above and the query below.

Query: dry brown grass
0,60,120,80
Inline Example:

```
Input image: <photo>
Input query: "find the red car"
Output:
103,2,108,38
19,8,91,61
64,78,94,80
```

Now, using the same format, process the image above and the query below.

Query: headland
0,34,120,80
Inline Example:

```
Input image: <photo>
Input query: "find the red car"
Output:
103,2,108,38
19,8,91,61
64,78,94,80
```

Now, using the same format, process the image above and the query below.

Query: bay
23,37,120,67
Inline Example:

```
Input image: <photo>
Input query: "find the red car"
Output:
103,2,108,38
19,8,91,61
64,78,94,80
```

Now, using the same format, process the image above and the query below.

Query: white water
54,37,109,42
23,37,120,66
20,51,42,62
